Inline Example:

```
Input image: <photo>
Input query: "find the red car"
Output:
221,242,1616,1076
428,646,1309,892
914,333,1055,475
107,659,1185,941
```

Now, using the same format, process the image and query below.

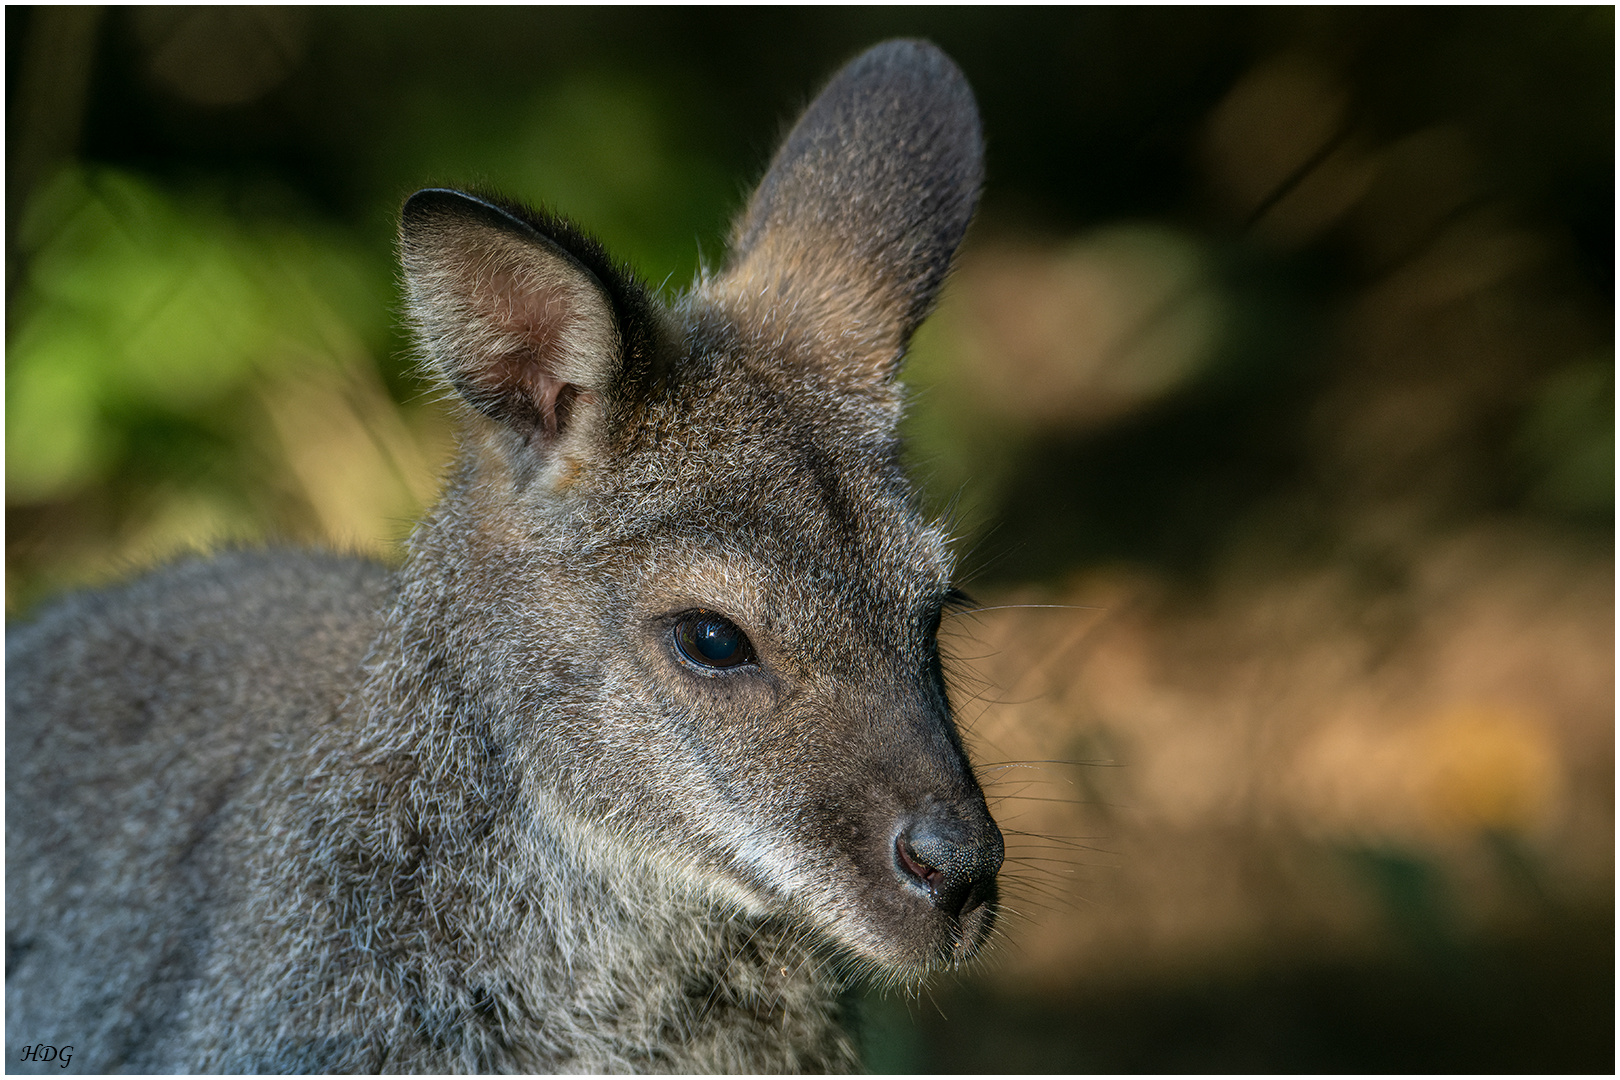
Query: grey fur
7,39,1000,1073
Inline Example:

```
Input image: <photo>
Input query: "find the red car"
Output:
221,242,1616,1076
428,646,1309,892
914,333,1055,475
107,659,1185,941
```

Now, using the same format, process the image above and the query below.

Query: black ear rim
401,186,664,391
402,188,614,304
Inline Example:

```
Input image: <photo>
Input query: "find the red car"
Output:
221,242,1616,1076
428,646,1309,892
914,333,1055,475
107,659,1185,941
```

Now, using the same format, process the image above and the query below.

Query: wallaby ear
401,188,634,445
712,39,983,386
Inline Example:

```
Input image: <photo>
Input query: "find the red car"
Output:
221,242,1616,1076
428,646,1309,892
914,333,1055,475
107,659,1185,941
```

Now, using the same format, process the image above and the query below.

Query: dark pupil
692,617,739,662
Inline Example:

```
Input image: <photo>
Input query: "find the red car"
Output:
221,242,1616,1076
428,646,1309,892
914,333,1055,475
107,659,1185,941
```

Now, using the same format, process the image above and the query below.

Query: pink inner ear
483,268,580,438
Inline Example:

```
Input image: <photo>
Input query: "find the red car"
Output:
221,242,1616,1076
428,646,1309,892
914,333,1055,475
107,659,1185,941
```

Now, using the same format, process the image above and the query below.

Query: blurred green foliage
1516,354,1615,519
372,75,732,288
8,165,388,502
6,67,737,510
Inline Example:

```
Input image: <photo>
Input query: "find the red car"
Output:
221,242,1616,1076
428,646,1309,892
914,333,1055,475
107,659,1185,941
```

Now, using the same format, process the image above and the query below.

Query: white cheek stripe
734,828,810,901
529,756,905,962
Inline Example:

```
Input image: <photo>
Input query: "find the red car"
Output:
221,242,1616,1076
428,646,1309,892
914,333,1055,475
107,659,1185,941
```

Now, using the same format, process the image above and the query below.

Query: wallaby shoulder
6,548,392,1073
7,546,391,756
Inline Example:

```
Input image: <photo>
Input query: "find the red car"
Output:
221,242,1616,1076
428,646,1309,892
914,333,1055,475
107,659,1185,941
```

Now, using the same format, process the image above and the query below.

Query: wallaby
6,39,1001,1073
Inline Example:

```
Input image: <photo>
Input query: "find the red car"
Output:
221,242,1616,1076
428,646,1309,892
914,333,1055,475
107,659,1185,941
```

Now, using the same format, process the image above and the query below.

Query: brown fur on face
7,39,996,1073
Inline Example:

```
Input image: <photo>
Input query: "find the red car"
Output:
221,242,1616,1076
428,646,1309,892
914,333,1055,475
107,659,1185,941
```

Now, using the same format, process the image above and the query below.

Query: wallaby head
399,39,1001,977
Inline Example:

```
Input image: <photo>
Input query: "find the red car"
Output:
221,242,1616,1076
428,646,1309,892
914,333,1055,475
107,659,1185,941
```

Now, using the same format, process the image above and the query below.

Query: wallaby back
6,40,1000,1073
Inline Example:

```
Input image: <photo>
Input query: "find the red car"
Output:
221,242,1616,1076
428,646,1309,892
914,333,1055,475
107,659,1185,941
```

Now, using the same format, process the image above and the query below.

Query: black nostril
896,815,1004,919
896,836,945,895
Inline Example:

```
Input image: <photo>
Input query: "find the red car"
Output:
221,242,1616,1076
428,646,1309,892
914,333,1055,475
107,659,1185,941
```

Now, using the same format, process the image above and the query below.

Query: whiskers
977,755,1124,936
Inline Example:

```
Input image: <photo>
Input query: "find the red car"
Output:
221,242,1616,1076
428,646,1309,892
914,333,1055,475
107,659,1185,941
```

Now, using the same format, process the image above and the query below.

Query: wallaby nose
895,811,1004,919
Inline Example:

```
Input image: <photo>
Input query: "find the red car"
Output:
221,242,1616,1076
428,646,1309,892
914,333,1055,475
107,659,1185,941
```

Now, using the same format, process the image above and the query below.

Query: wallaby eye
673,611,756,672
